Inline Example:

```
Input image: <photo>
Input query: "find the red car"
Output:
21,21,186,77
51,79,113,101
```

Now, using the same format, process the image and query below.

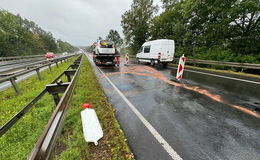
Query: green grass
0,57,77,160
52,55,134,160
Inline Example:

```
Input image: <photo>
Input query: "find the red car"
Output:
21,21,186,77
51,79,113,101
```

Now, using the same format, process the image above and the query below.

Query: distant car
45,52,56,59
62,52,68,55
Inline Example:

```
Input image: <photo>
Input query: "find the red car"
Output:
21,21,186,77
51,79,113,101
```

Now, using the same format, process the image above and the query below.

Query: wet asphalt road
0,57,46,73
86,54,260,160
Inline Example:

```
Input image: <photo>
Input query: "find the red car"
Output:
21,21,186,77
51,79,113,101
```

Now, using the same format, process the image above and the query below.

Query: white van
136,39,175,66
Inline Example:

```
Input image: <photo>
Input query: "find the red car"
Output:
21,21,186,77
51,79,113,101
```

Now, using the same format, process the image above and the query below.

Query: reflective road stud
176,54,186,80
81,103,103,145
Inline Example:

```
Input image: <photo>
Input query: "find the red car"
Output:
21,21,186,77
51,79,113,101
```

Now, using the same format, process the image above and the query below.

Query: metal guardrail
29,55,82,160
129,55,260,70
0,55,76,75
0,55,83,160
0,55,43,61
173,58,260,70
0,54,78,94
0,57,46,68
0,59,56,75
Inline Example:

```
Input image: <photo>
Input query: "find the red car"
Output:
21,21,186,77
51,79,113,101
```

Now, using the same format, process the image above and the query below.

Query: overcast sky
0,0,162,46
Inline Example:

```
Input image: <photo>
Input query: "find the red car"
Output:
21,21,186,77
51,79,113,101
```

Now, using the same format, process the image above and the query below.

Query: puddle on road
118,84,133,91
100,65,260,118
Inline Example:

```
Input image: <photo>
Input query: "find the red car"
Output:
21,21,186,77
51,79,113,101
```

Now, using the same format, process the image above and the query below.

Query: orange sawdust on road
100,65,260,118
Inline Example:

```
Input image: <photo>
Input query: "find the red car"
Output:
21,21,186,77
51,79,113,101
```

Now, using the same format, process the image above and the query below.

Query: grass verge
52,55,134,160
0,57,77,160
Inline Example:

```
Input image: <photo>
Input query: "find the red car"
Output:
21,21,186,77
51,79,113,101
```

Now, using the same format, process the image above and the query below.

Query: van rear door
169,40,174,58
167,40,171,60
160,41,168,60
160,40,174,61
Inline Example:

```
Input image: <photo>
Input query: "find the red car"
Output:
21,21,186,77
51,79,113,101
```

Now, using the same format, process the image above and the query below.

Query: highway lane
0,55,66,73
0,62,59,91
0,55,71,91
87,54,260,160
0,57,46,73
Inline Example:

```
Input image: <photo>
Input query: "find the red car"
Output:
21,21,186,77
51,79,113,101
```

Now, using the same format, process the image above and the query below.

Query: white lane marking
168,66,260,85
84,53,182,159
96,66,182,160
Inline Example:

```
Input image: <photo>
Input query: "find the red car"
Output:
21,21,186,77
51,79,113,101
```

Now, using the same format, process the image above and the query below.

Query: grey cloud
0,0,161,46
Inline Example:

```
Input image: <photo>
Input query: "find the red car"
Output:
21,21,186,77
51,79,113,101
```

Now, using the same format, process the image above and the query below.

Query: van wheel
151,60,155,66
137,58,140,64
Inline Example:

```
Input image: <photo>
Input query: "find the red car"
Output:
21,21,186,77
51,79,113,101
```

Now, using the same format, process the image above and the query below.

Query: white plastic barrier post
81,103,103,145
176,54,186,80
125,53,129,65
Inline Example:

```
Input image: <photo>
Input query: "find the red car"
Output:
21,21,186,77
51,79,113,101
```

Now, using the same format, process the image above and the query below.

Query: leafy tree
39,32,57,52
161,0,180,9
150,3,190,56
121,0,158,53
57,39,77,53
0,9,75,57
148,0,260,62
106,29,123,47
228,0,260,55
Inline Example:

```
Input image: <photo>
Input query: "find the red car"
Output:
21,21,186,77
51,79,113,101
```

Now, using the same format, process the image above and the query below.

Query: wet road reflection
89,57,260,160
100,65,259,118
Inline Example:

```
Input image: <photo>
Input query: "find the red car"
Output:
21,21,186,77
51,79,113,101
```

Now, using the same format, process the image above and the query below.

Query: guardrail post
64,70,76,82
36,68,42,80
48,65,52,72
46,82,70,105
56,62,59,68
52,93,60,106
67,75,71,82
70,64,79,69
10,77,20,94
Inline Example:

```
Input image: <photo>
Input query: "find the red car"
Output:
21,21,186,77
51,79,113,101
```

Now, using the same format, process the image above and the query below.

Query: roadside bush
192,46,235,62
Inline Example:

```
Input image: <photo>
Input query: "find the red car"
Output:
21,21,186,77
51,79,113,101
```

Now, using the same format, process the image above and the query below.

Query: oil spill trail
100,65,260,118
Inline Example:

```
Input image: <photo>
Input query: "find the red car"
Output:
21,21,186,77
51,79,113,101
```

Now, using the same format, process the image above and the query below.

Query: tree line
0,9,77,57
121,0,260,63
